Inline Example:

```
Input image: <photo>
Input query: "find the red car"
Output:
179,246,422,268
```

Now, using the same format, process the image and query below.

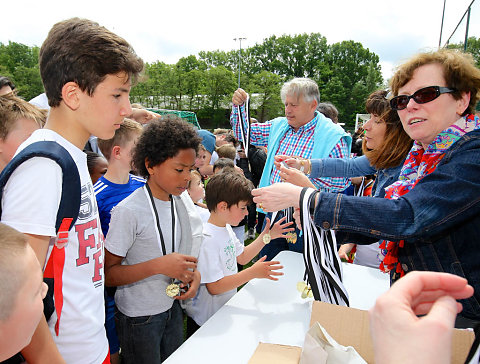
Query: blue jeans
259,211,304,261
115,301,183,364
104,290,120,354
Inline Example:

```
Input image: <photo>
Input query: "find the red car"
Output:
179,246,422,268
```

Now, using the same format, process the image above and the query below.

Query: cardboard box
249,301,475,364
310,301,474,364
248,343,302,364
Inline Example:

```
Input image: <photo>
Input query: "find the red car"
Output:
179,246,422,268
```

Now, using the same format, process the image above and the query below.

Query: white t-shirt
1,129,108,364
209,150,219,165
354,242,383,269
187,223,244,326
195,204,210,224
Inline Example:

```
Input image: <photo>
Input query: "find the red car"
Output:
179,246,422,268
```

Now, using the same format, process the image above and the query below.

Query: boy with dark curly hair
104,116,203,363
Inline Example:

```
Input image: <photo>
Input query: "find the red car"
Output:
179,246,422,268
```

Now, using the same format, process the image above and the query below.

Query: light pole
234,37,246,88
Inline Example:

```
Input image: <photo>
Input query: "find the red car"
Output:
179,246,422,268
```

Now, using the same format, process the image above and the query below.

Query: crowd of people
0,16,479,364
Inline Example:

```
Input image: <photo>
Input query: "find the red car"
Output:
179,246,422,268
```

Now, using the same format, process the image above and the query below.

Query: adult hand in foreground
252,182,303,212
369,271,474,364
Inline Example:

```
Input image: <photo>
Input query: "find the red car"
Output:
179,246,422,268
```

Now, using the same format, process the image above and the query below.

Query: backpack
0,141,81,331
247,145,267,187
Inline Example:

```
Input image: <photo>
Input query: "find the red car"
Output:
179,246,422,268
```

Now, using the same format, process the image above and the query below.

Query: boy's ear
145,157,153,175
217,201,228,211
112,145,121,159
61,82,82,110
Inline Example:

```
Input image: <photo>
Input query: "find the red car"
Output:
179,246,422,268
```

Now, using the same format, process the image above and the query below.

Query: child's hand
159,253,197,282
338,243,355,260
292,208,302,231
262,216,294,241
249,255,283,280
176,269,200,300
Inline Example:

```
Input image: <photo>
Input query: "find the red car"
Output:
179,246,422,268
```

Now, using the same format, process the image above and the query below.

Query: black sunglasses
390,86,457,110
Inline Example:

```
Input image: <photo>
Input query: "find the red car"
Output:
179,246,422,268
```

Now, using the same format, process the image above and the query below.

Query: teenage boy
0,223,48,361
0,18,143,364
104,117,202,363
0,93,45,171
94,118,144,364
186,171,293,333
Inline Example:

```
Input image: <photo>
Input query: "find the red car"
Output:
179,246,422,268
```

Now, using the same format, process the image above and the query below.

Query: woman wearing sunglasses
252,48,480,327
273,90,412,268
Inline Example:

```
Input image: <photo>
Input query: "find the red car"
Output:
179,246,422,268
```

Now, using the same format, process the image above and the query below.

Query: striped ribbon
237,97,251,158
299,187,349,306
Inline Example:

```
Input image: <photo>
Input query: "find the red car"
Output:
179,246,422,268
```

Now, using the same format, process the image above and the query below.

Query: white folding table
164,250,390,363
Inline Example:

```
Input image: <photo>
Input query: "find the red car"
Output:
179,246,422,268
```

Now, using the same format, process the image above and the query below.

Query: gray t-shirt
105,186,182,317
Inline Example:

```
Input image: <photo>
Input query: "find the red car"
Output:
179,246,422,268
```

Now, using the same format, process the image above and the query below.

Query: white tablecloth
165,250,390,364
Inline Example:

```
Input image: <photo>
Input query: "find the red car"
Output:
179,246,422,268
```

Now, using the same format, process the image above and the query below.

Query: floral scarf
379,114,480,276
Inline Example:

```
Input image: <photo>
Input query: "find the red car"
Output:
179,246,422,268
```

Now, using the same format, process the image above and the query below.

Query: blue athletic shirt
94,174,146,236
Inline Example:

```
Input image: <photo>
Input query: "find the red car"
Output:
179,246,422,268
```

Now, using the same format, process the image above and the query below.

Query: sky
2,0,479,82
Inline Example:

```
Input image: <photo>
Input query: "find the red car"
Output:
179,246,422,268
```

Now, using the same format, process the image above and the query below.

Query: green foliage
0,41,43,100
2,34,385,130
321,40,383,127
248,71,284,122
446,36,480,67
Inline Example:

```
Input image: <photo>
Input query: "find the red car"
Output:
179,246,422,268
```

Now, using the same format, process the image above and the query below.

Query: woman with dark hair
277,89,412,197
274,89,413,268
254,48,480,327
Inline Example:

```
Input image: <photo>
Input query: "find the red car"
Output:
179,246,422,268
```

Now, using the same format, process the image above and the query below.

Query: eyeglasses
389,86,457,110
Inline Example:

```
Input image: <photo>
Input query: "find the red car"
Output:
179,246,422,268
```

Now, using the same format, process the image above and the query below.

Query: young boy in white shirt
186,171,293,334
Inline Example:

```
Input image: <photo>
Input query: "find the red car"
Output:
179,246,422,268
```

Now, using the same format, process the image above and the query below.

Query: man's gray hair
280,78,320,104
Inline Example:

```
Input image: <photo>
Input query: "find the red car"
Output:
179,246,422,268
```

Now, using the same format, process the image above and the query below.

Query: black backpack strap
0,141,81,232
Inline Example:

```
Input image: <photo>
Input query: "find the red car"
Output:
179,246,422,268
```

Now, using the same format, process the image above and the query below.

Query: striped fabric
299,187,349,306
236,97,251,158
230,105,349,192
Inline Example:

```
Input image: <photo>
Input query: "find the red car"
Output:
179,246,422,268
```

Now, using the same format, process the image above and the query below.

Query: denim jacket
313,129,480,320
310,155,404,198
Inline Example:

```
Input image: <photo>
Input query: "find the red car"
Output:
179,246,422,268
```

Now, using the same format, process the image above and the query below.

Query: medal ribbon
237,96,251,158
144,184,176,256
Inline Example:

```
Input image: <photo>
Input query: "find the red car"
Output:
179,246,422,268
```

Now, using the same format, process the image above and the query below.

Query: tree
446,36,480,67
0,41,43,100
322,40,383,127
198,50,237,71
247,71,283,122
201,66,236,128
244,33,329,79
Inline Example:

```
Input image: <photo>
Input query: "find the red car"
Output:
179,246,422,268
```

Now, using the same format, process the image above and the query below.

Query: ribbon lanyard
144,184,175,255
237,96,251,158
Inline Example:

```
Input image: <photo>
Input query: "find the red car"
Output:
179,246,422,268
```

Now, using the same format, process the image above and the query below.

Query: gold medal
166,283,180,297
302,286,313,299
263,233,271,245
296,281,313,299
287,232,297,244
297,281,307,292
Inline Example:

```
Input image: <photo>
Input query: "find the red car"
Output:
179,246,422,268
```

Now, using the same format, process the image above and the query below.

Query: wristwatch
299,160,306,173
